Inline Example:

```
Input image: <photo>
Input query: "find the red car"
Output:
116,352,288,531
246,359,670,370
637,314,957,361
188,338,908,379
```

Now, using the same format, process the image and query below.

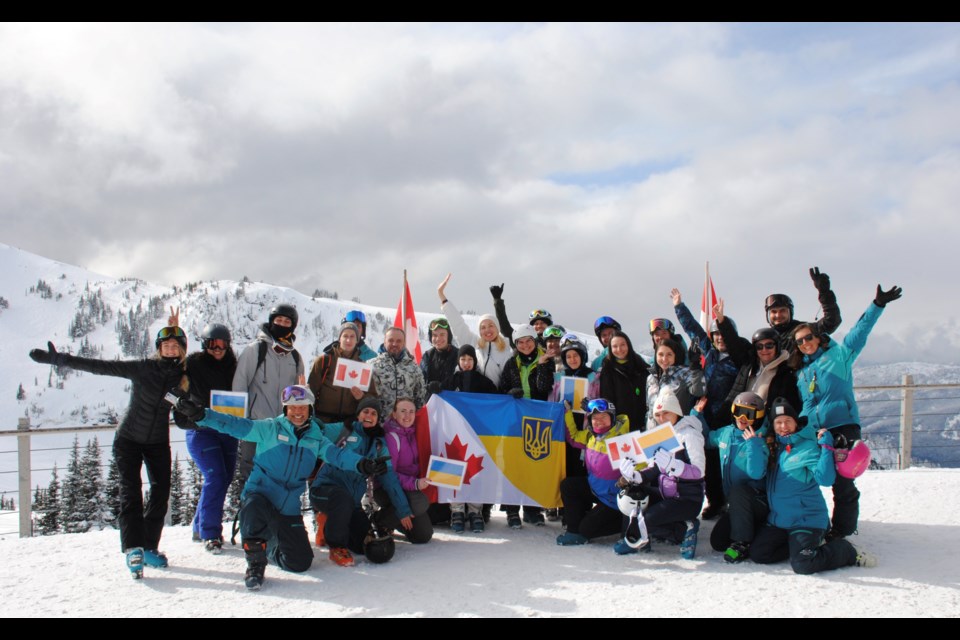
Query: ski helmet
363,531,396,564
649,318,675,335
269,304,299,331
752,327,779,347
280,385,315,408
514,325,538,343
764,294,794,325
617,487,649,517
560,335,588,363
156,326,187,351
710,317,737,336
528,309,553,327
200,323,231,350
833,440,872,479
731,391,765,423
585,398,616,434
594,316,622,340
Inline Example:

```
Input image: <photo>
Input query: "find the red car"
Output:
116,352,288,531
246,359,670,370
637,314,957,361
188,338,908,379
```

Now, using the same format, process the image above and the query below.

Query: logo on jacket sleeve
522,417,552,461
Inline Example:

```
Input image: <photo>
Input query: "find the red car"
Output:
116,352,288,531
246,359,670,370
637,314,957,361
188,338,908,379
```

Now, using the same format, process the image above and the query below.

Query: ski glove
817,429,834,448
357,456,389,477
175,394,206,422
29,341,66,367
874,284,903,307
809,267,831,294
489,283,504,301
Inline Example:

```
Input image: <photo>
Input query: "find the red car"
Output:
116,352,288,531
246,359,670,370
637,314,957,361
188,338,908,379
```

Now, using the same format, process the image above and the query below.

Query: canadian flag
700,261,719,333
333,359,373,391
605,433,645,466
394,273,422,364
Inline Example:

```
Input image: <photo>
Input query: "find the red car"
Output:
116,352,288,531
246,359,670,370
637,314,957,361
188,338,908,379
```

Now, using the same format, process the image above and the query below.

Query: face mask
269,323,292,341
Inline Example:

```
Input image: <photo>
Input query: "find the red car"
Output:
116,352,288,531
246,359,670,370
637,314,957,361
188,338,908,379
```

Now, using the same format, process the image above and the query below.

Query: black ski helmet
200,323,231,349
363,531,396,564
155,326,187,352
710,317,737,335
269,304,299,331
594,316,622,340
764,294,794,325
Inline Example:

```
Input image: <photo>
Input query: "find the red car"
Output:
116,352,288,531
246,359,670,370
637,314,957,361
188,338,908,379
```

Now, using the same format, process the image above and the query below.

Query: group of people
27,265,901,589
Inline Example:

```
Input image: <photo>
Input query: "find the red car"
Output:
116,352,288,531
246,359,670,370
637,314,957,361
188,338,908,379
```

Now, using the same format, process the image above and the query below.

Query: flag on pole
394,271,422,364
700,261,718,332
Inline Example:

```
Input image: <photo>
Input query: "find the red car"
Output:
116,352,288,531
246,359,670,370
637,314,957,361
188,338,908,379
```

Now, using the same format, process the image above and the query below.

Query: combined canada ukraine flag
422,392,567,508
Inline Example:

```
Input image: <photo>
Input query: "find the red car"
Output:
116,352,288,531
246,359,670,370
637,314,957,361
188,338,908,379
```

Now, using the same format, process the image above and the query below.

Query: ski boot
243,539,268,591
451,511,466,534
125,547,144,580
724,540,750,564
143,549,169,568
470,512,485,533
204,539,223,555
680,519,700,560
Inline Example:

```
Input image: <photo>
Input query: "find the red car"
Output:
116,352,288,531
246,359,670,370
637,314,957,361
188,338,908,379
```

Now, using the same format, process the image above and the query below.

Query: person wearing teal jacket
750,398,876,574
706,392,770,562
177,385,382,589
310,397,418,565
790,284,902,538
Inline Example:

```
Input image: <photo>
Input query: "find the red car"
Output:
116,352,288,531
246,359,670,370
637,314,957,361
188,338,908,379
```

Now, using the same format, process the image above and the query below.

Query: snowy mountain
1,242,959,503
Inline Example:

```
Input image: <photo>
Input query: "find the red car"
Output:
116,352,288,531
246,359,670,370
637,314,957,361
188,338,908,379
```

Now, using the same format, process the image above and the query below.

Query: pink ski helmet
833,440,871,479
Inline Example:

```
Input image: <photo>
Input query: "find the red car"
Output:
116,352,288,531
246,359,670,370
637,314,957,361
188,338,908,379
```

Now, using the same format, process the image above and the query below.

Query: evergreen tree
104,449,121,528
16,383,25,401
169,454,185,526
37,465,61,535
81,437,103,529
61,436,88,533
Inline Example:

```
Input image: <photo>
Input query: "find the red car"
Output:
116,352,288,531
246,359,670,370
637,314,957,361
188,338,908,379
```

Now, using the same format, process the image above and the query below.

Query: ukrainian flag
424,393,566,508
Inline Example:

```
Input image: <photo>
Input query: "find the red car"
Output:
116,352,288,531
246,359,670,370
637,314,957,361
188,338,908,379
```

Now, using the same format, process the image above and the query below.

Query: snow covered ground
1,468,958,618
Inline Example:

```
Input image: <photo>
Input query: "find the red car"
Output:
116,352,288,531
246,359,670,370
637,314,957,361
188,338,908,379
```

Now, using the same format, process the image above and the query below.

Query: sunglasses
755,341,777,351
795,333,817,346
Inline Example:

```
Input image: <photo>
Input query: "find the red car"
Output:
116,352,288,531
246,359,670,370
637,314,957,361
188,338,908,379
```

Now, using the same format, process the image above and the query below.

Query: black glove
874,284,903,307
580,397,592,412
687,343,703,371
508,388,524,399
809,267,831,294
29,341,65,366
427,381,442,395
357,456,389,477
489,283,504,301
175,394,206,422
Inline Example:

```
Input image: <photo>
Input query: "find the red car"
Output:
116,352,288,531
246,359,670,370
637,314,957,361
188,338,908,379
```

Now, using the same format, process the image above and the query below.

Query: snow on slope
1,469,958,618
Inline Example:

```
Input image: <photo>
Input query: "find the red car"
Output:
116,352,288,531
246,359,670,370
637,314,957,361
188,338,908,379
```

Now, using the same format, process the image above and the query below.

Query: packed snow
1,468,958,618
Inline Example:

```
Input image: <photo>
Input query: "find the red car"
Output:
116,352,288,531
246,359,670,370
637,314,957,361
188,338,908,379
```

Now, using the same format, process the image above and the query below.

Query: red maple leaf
348,370,358,379
444,435,484,485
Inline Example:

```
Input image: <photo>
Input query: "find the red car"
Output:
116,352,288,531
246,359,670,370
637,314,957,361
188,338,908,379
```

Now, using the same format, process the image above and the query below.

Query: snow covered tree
36,465,61,535
61,436,89,533
81,437,103,529
169,454,185,526
104,449,121,528
16,383,25,401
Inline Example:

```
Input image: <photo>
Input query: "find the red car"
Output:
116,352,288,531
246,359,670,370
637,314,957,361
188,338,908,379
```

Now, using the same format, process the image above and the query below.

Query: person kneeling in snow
749,398,877,574
617,389,706,559
309,397,420,567
175,385,385,590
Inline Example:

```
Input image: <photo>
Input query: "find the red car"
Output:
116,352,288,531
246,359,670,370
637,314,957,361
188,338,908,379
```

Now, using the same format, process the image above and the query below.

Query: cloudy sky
2,23,958,364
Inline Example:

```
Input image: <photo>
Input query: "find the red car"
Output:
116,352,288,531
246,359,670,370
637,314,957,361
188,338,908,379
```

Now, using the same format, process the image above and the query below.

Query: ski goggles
281,385,312,405
542,326,565,340
529,309,552,321
157,326,186,341
560,334,582,349
594,315,619,331
754,341,777,352
204,339,228,351
429,318,450,331
649,318,674,334
732,403,764,422
345,310,367,325
585,398,615,415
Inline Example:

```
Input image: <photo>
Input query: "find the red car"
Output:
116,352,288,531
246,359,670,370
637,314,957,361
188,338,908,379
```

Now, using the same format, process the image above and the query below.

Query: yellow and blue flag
424,393,566,508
